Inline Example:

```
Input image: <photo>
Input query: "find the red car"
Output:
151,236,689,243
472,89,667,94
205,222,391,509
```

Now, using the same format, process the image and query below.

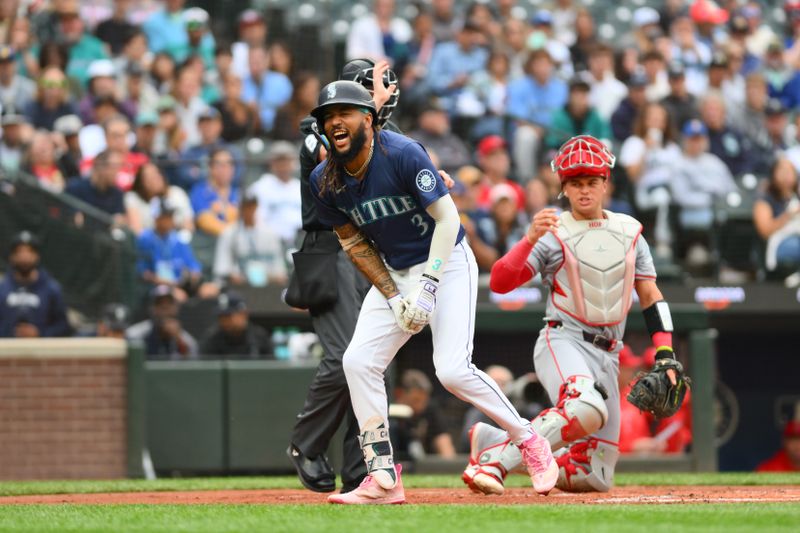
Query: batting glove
388,294,416,334
402,276,438,333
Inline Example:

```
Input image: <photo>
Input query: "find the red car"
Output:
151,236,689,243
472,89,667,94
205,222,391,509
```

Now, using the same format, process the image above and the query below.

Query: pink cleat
327,464,406,505
519,432,558,495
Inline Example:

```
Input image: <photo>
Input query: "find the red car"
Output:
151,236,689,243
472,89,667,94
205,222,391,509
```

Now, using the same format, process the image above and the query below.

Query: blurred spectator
64,149,127,225
0,105,28,172
671,120,736,252
619,102,681,258
0,45,36,112
144,0,213,61
136,198,205,298
525,178,554,217
701,92,754,175
172,64,208,149
168,7,214,70
199,292,273,359
272,72,320,143
586,44,627,122
508,49,568,180
177,107,244,192
54,0,109,89
21,130,67,192
152,95,187,160
604,176,634,217
247,141,302,245
500,17,528,80
77,60,122,126
753,158,800,274
569,8,596,72
80,115,148,191
661,62,700,135
119,30,152,77
456,50,509,140
756,421,800,472
430,0,459,43
268,41,294,79
707,51,744,112
391,369,456,460
95,303,131,339
727,19,761,76
24,66,76,131
121,62,159,122
401,8,436,105
762,98,791,154
53,114,83,179
451,170,497,271
0,231,70,338
231,9,268,81
487,183,527,256
619,347,664,453
212,73,257,143
731,73,770,155
545,76,611,151
668,15,712,97
641,50,669,102
689,0,729,48
213,193,287,287
190,147,239,238
460,365,514,450
426,21,488,114
611,70,648,142
743,2,776,57
528,10,574,80
150,52,176,95
464,2,500,48
241,45,292,134
127,284,198,361
622,6,662,53
408,99,471,174
132,111,158,157
94,0,137,56
474,135,525,210
77,95,121,159
125,162,193,236
346,0,412,65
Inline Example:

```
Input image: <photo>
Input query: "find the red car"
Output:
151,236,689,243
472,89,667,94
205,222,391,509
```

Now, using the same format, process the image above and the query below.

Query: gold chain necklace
344,139,374,177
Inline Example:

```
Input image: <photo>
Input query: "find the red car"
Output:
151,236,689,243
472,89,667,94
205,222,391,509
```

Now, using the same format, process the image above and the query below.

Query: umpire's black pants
290,243,371,485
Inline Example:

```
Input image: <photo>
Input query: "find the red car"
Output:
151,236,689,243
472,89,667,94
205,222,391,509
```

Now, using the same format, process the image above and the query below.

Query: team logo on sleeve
415,169,436,192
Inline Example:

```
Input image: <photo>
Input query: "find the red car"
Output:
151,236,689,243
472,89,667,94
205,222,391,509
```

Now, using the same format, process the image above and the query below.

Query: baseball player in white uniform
309,80,558,504
462,135,680,494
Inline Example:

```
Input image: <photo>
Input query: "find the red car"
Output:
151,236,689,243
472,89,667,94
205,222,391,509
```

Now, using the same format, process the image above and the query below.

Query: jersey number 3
411,214,429,236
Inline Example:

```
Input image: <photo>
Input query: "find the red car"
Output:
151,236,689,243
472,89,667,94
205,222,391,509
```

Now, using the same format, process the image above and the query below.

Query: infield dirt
1,485,798,505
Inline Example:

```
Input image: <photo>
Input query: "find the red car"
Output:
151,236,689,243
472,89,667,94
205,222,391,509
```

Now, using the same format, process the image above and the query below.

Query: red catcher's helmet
551,135,616,183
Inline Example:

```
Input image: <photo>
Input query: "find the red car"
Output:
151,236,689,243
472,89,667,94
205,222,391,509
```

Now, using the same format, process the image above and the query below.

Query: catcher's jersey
311,129,465,270
526,212,657,341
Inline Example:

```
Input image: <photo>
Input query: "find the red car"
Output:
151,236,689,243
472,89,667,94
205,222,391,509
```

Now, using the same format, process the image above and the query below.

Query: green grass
0,504,798,533
1,472,799,497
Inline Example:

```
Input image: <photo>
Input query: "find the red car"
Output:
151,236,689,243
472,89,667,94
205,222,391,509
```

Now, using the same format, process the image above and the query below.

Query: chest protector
552,211,642,326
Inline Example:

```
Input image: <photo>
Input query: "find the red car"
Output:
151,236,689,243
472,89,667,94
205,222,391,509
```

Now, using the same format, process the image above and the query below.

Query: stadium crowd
1,0,799,327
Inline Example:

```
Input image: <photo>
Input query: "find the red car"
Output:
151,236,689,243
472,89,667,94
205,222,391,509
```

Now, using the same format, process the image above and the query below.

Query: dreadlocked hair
318,123,384,196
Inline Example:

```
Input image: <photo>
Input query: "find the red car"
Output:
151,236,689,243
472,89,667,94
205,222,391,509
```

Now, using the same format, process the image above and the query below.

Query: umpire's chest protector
551,211,642,327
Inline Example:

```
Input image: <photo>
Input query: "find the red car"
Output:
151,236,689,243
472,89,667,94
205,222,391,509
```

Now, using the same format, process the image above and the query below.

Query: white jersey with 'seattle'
525,210,657,342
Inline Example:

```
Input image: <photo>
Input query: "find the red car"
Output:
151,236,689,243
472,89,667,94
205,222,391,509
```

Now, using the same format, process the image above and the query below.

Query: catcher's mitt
627,357,690,419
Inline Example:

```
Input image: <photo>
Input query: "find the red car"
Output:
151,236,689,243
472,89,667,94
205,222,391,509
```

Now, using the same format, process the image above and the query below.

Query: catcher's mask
551,135,615,184
340,58,400,128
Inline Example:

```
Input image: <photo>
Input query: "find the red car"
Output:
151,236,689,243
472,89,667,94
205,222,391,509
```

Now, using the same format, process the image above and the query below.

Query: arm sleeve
489,236,535,293
423,195,460,279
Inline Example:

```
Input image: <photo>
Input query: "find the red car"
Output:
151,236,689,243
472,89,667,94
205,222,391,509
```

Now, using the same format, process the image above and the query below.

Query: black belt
547,321,618,352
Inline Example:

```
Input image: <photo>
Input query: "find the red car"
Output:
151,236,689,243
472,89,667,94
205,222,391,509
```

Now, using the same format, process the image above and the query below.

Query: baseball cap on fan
489,183,518,205
633,6,660,27
238,9,265,28
476,135,507,157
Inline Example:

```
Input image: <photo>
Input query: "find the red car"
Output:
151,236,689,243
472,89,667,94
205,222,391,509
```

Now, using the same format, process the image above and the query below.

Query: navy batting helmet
311,80,378,131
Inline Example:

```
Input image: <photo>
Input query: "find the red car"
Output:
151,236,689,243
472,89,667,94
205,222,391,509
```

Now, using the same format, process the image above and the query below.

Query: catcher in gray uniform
462,135,689,494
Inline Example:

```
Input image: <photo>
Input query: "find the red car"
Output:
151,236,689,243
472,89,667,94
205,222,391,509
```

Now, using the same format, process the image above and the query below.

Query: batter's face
563,175,607,220
323,105,372,162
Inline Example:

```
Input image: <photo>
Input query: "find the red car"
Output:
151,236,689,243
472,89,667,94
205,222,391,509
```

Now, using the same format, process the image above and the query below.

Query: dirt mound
1,485,799,505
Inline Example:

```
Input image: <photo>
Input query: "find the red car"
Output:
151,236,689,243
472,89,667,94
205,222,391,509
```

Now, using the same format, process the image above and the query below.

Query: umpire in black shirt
200,292,273,359
286,59,401,493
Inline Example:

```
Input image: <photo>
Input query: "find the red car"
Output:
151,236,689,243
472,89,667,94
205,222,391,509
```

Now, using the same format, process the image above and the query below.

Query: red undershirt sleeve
489,236,535,294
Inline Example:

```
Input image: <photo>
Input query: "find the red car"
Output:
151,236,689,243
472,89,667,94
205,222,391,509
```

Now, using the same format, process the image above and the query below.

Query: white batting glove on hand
387,294,416,334
402,277,438,333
